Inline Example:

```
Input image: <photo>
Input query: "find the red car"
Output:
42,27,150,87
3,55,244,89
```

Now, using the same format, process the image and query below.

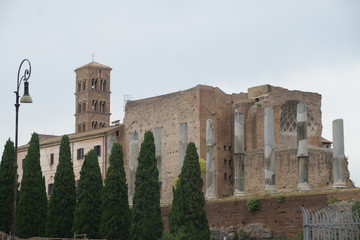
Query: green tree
130,131,163,240
46,135,76,237
169,142,210,240
100,143,131,240
72,149,103,239
0,139,15,234
16,133,48,238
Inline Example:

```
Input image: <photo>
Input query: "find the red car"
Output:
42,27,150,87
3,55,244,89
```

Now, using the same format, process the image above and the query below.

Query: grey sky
1,1,359,185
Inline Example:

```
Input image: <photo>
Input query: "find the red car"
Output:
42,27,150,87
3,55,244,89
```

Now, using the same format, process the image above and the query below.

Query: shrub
327,197,340,205
237,228,247,240
199,158,206,174
352,200,360,216
247,197,261,212
173,177,179,187
277,194,284,203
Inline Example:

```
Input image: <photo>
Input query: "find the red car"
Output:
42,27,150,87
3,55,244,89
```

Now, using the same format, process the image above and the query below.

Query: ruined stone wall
240,85,322,150
198,86,234,197
243,146,350,195
122,84,347,203
123,87,201,203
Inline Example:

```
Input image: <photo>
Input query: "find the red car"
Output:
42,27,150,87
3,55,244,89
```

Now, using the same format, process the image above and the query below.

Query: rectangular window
77,148,84,160
48,183,54,196
94,145,101,156
50,153,54,165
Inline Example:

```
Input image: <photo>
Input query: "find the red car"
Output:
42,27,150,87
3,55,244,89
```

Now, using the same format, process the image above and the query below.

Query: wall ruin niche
280,100,316,147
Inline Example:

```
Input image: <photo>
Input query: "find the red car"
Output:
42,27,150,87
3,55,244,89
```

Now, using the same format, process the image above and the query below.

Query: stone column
179,122,188,173
128,131,139,205
264,107,276,193
297,102,310,192
332,119,347,189
206,119,216,199
154,127,163,203
234,112,246,197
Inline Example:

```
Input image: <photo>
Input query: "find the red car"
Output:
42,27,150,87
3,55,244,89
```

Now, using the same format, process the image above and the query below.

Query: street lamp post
11,59,33,240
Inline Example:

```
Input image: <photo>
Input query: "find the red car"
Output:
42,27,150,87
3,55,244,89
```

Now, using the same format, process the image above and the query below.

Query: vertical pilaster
234,112,246,196
332,119,347,189
154,127,163,202
206,119,216,199
179,123,188,173
264,107,276,193
128,131,139,205
297,102,310,191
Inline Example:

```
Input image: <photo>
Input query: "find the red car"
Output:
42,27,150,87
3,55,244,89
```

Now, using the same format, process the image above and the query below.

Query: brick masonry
161,189,360,237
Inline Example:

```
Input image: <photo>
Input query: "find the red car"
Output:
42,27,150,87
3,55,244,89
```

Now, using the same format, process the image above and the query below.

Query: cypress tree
0,139,15,234
72,149,103,239
130,131,163,240
46,135,76,237
169,142,210,240
100,143,131,240
16,133,48,238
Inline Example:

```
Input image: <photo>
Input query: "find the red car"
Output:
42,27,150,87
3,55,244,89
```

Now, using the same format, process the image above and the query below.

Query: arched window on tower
78,102,81,113
78,124,81,132
101,80,106,91
92,79,95,90
78,81,81,92
98,69,102,77
83,102,86,112
82,80,86,91
92,100,97,111
82,123,86,132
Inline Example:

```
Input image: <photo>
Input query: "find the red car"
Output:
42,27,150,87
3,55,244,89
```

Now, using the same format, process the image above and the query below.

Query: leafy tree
0,139,15,234
16,133,48,238
130,131,163,240
46,135,76,237
169,142,210,240
100,143,131,240
72,149,103,239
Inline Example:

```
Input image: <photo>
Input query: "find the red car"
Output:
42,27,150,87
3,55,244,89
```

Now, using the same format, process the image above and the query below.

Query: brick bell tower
74,61,112,133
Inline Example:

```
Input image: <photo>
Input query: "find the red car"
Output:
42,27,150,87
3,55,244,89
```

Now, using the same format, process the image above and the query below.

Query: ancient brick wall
123,87,201,203
243,147,344,195
161,189,360,237
198,86,234,197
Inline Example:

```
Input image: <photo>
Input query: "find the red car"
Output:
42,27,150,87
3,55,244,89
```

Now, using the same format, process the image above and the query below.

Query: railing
301,206,360,239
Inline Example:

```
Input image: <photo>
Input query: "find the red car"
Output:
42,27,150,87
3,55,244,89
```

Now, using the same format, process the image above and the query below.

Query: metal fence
301,206,360,240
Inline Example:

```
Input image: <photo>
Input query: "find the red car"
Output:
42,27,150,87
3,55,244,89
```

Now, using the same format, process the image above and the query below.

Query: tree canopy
46,135,76,238
0,139,15,234
16,133,48,238
100,143,131,240
169,142,210,240
72,149,103,239
130,131,163,240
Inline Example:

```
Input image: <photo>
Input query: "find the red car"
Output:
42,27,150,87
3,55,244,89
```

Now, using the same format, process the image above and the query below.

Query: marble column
234,112,246,196
297,102,310,192
264,107,276,193
128,131,139,205
154,127,163,203
332,119,347,189
179,122,188,173
206,119,216,199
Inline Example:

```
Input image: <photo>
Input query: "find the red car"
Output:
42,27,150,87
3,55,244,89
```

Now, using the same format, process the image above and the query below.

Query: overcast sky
1,1,359,186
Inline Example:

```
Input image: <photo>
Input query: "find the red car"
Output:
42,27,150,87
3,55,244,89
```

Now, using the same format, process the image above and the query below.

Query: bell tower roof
75,61,112,72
